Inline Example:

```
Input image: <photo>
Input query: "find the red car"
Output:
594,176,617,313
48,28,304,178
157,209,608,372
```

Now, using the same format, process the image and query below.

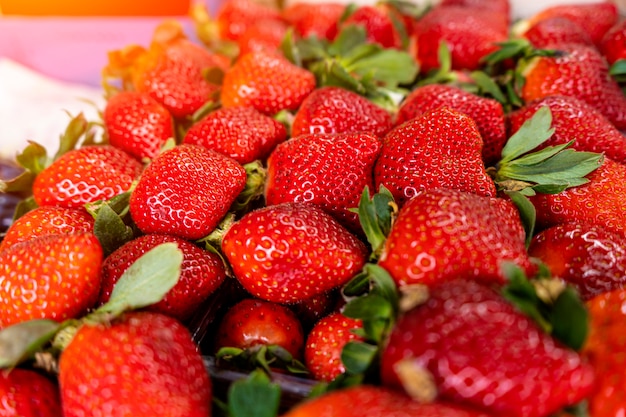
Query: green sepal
549,286,589,351
231,160,267,214
280,27,302,67
0,171,37,200
16,141,49,174
342,294,393,343
328,24,369,57
216,344,308,376
469,70,508,104
610,59,626,77
481,38,534,66
417,42,455,86
54,112,91,160
500,106,554,163
352,185,396,261
0,319,61,369
504,190,536,248
341,341,379,375
88,192,135,257
227,369,282,417
563,400,590,417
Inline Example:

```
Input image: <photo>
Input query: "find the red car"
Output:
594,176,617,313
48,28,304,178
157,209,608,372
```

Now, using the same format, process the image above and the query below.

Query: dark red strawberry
520,16,594,48
288,290,340,332
600,18,626,65
0,368,62,416
129,144,247,240
281,2,346,41
214,0,283,42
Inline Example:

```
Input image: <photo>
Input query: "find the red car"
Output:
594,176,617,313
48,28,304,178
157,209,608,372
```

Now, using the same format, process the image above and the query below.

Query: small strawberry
281,2,346,41
374,107,496,208
304,312,363,382
0,232,103,327
600,18,626,65
103,90,174,161
0,205,94,253
221,202,368,304
59,311,212,417
220,50,317,116
129,144,247,240
0,368,62,416
213,0,283,42
520,17,594,48
237,19,290,56
32,145,142,209
183,106,287,164
291,86,393,138
380,279,596,417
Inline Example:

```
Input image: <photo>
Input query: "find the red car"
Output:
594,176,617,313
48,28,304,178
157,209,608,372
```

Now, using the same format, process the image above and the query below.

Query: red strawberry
214,0,283,42
600,18,626,65
183,106,287,164
215,298,305,359
281,385,494,417
439,0,510,23
380,279,596,417
520,41,626,130
395,84,507,166
304,312,363,382
378,188,533,288
374,107,496,208
103,90,174,161
32,145,143,209
341,5,405,49
0,368,62,416
520,17,594,48
508,95,626,164
221,202,368,304
529,222,626,300
98,233,226,322
288,290,340,332
129,144,247,240
0,232,103,327
0,205,94,253
291,86,393,138
237,19,289,56
59,311,212,417
281,2,346,41
220,50,317,116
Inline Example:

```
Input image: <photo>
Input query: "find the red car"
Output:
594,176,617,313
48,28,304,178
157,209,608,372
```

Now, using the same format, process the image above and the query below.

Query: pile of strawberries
2,0,626,415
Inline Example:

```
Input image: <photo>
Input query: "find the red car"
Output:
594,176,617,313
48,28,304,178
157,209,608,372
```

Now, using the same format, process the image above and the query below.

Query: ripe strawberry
215,298,305,359
520,41,626,130
265,132,382,233
439,0,510,23
529,222,626,301
32,145,142,209
374,107,496,208
0,232,103,327
341,5,405,49
395,84,507,166
221,202,368,304
380,279,596,417
281,385,494,417
183,106,287,164
600,18,626,65
0,205,94,253
520,17,594,48
59,311,212,417
129,144,247,240
237,19,289,56
0,368,62,416
508,95,626,164
98,233,226,322
304,312,363,382
220,50,317,116
378,188,533,288
281,2,346,41
214,0,283,42
103,90,174,161
289,290,340,332
291,86,393,138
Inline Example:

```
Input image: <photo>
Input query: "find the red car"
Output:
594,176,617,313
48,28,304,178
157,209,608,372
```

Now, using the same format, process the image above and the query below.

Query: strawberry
98,233,226,322
520,17,594,48
103,90,174,161
0,232,103,327
395,84,507,166
377,188,533,288
213,0,283,42
221,202,368,304
59,311,212,417
215,298,305,359
600,18,626,65
380,279,596,417
281,2,346,41
220,50,317,116
291,86,393,139
529,222,626,301
507,95,626,164
374,107,496,208
304,312,363,382
129,144,247,240
0,368,62,416
183,106,287,164
439,0,510,23
341,5,405,49
289,290,340,332
32,145,142,209
0,205,94,253
237,19,290,56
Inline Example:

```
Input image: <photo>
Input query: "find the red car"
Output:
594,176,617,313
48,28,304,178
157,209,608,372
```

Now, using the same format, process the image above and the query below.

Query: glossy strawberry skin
0,232,103,327
98,234,226,322
32,145,143,209
395,84,507,167
522,17,594,48
265,132,382,233
291,86,393,139
0,206,94,253
215,0,283,42
129,144,247,240
215,298,305,359
281,2,345,41
341,5,404,49
59,311,212,417
183,106,287,164
0,368,62,417
380,279,596,417
439,0,510,23
237,19,289,56
220,50,317,116
600,19,626,65
378,188,534,288
374,107,496,208
222,202,368,304
104,91,174,161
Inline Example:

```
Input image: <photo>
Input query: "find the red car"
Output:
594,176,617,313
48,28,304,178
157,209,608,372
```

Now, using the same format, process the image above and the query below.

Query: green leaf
341,341,378,375
505,191,536,248
93,203,135,257
0,319,60,369
500,106,554,163
54,113,90,160
365,263,399,312
0,171,38,200
280,27,301,67
16,141,49,174
228,369,281,417
549,286,589,351
95,242,183,317
328,25,368,57
347,48,418,88
342,270,371,297
481,38,532,66
610,59,626,76
343,294,393,321
355,186,396,260
470,70,508,104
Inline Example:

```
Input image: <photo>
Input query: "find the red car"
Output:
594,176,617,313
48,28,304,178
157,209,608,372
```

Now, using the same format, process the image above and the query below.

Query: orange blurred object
0,0,191,16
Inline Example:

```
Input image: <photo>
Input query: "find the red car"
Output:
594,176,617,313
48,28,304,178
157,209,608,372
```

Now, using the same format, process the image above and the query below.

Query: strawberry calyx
86,190,137,256
353,185,397,261
220,369,282,417
216,344,308,376
609,58,626,86
232,160,268,213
